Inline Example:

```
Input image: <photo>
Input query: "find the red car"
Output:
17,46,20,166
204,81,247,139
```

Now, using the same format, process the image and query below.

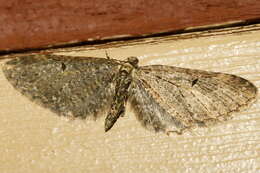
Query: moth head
127,56,139,68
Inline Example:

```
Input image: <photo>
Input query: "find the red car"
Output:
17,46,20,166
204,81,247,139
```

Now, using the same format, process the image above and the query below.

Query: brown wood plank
1,0,260,51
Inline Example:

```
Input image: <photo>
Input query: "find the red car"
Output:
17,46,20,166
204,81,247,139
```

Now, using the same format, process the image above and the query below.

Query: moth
3,54,257,134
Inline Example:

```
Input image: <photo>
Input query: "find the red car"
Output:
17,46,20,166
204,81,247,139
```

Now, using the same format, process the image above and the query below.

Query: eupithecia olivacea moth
3,54,257,134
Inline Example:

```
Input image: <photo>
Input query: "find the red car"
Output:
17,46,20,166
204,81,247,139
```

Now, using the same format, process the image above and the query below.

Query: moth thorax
119,65,133,75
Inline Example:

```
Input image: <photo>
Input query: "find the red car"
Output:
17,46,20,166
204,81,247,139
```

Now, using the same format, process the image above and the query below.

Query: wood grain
0,24,259,173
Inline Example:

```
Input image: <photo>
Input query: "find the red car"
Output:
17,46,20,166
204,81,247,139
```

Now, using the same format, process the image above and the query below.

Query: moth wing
3,54,120,119
130,65,257,134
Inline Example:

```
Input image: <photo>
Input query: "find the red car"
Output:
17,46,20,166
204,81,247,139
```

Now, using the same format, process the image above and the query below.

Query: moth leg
166,126,194,136
105,50,111,60
166,130,183,136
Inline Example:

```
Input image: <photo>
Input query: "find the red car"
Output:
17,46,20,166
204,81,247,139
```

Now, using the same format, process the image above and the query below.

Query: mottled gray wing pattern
130,65,257,134
3,54,120,119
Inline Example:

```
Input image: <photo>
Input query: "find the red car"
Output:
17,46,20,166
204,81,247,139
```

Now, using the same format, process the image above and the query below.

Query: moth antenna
105,50,110,60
